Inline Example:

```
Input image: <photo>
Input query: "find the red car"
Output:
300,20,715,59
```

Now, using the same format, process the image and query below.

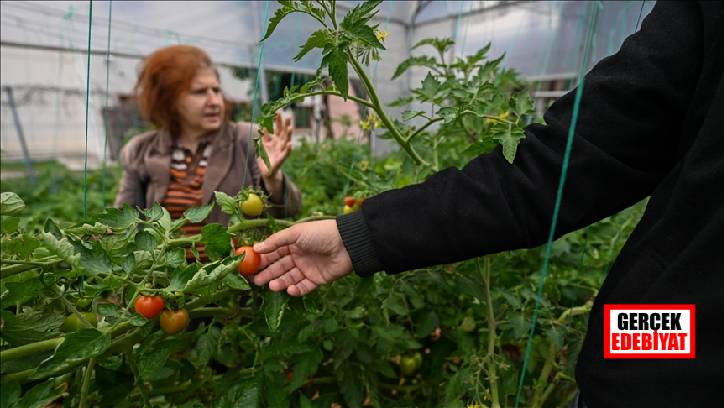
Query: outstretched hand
257,112,292,179
253,220,354,296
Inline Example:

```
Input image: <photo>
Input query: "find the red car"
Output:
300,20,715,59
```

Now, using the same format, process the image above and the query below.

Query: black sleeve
338,1,704,276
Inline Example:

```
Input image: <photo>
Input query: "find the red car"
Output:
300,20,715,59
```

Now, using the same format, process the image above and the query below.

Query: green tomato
400,356,418,376
461,315,476,332
75,297,92,309
412,352,423,369
62,312,97,332
241,193,264,217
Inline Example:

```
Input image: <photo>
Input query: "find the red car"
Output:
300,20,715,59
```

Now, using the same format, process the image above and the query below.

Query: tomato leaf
134,231,156,252
40,233,78,265
0,310,63,347
1,216,19,234
184,202,214,223
189,326,220,369
288,348,322,390
263,290,288,332
127,313,148,327
337,361,364,408
392,55,438,80
80,243,112,277
294,29,331,62
184,257,240,292
493,126,525,164
0,192,25,216
412,37,455,55
214,191,237,216
217,379,260,408
142,202,164,222
200,223,230,261
401,110,426,121
419,72,441,101
261,3,298,42
13,379,64,408
222,273,251,290
165,247,187,269
137,345,172,381
437,107,458,124
340,0,382,30
97,303,119,317
37,328,111,373
323,47,349,98
98,205,139,230
1,278,44,310
0,381,20,408
168,264,198,291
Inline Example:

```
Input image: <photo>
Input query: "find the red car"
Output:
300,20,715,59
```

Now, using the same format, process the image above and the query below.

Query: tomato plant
236,246,261,277
134,295,165,319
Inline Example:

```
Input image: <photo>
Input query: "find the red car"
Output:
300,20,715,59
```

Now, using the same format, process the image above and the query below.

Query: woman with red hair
114,45,301,232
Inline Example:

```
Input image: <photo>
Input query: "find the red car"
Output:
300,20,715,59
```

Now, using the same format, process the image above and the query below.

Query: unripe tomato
343,196,356,207
134,295,165,319
236,246,261,277
400,356,418,376
241,193,264,217
160,309,189,335
343,205,355,215
61,312,97,332
412,352,422,369
461,315,476,332
76,297,92,309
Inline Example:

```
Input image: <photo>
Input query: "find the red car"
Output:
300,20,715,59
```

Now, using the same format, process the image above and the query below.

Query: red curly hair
134,45,229,134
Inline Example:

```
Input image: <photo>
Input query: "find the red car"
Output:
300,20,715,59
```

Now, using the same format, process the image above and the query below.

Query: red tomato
343,196,356,207
235,246,261,277
134,295,165,319
160,309,190,335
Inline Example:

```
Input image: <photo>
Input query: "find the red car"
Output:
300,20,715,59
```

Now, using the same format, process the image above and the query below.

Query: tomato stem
480,256,501,408
79,357,96,408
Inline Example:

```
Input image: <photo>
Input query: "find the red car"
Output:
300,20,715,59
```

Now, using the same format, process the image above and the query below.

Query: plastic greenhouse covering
1,1,654,166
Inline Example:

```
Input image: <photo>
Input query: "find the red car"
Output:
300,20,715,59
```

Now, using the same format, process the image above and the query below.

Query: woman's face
176,67,224,134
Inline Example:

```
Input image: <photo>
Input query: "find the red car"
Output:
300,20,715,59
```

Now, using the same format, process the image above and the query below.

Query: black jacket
338,2,724,407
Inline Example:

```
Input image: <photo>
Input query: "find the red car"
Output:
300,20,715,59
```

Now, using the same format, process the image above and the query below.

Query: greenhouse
1,1,721,407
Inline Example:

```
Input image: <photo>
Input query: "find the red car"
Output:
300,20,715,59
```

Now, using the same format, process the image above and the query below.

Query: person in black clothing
252,2,723,407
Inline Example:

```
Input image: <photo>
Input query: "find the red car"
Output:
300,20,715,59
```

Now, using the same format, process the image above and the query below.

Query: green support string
635,0,646,31
514,2,602,407
242,1,271,190
100,0,113,207
82,0,93,221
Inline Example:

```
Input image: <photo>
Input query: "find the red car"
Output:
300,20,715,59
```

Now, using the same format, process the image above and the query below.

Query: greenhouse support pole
4,86,36,184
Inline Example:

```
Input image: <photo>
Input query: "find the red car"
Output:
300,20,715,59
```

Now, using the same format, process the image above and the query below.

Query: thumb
254,226,301,254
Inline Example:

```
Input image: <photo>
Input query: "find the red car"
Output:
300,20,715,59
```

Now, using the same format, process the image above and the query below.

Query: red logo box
604,304,695,359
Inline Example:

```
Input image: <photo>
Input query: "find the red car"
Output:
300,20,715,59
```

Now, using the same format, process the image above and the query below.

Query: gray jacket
114,121,301,225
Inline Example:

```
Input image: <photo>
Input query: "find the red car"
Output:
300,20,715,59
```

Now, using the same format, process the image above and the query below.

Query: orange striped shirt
161,139,213,260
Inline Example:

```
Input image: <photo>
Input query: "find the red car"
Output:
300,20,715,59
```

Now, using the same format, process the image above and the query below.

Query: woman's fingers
275,111,283,135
